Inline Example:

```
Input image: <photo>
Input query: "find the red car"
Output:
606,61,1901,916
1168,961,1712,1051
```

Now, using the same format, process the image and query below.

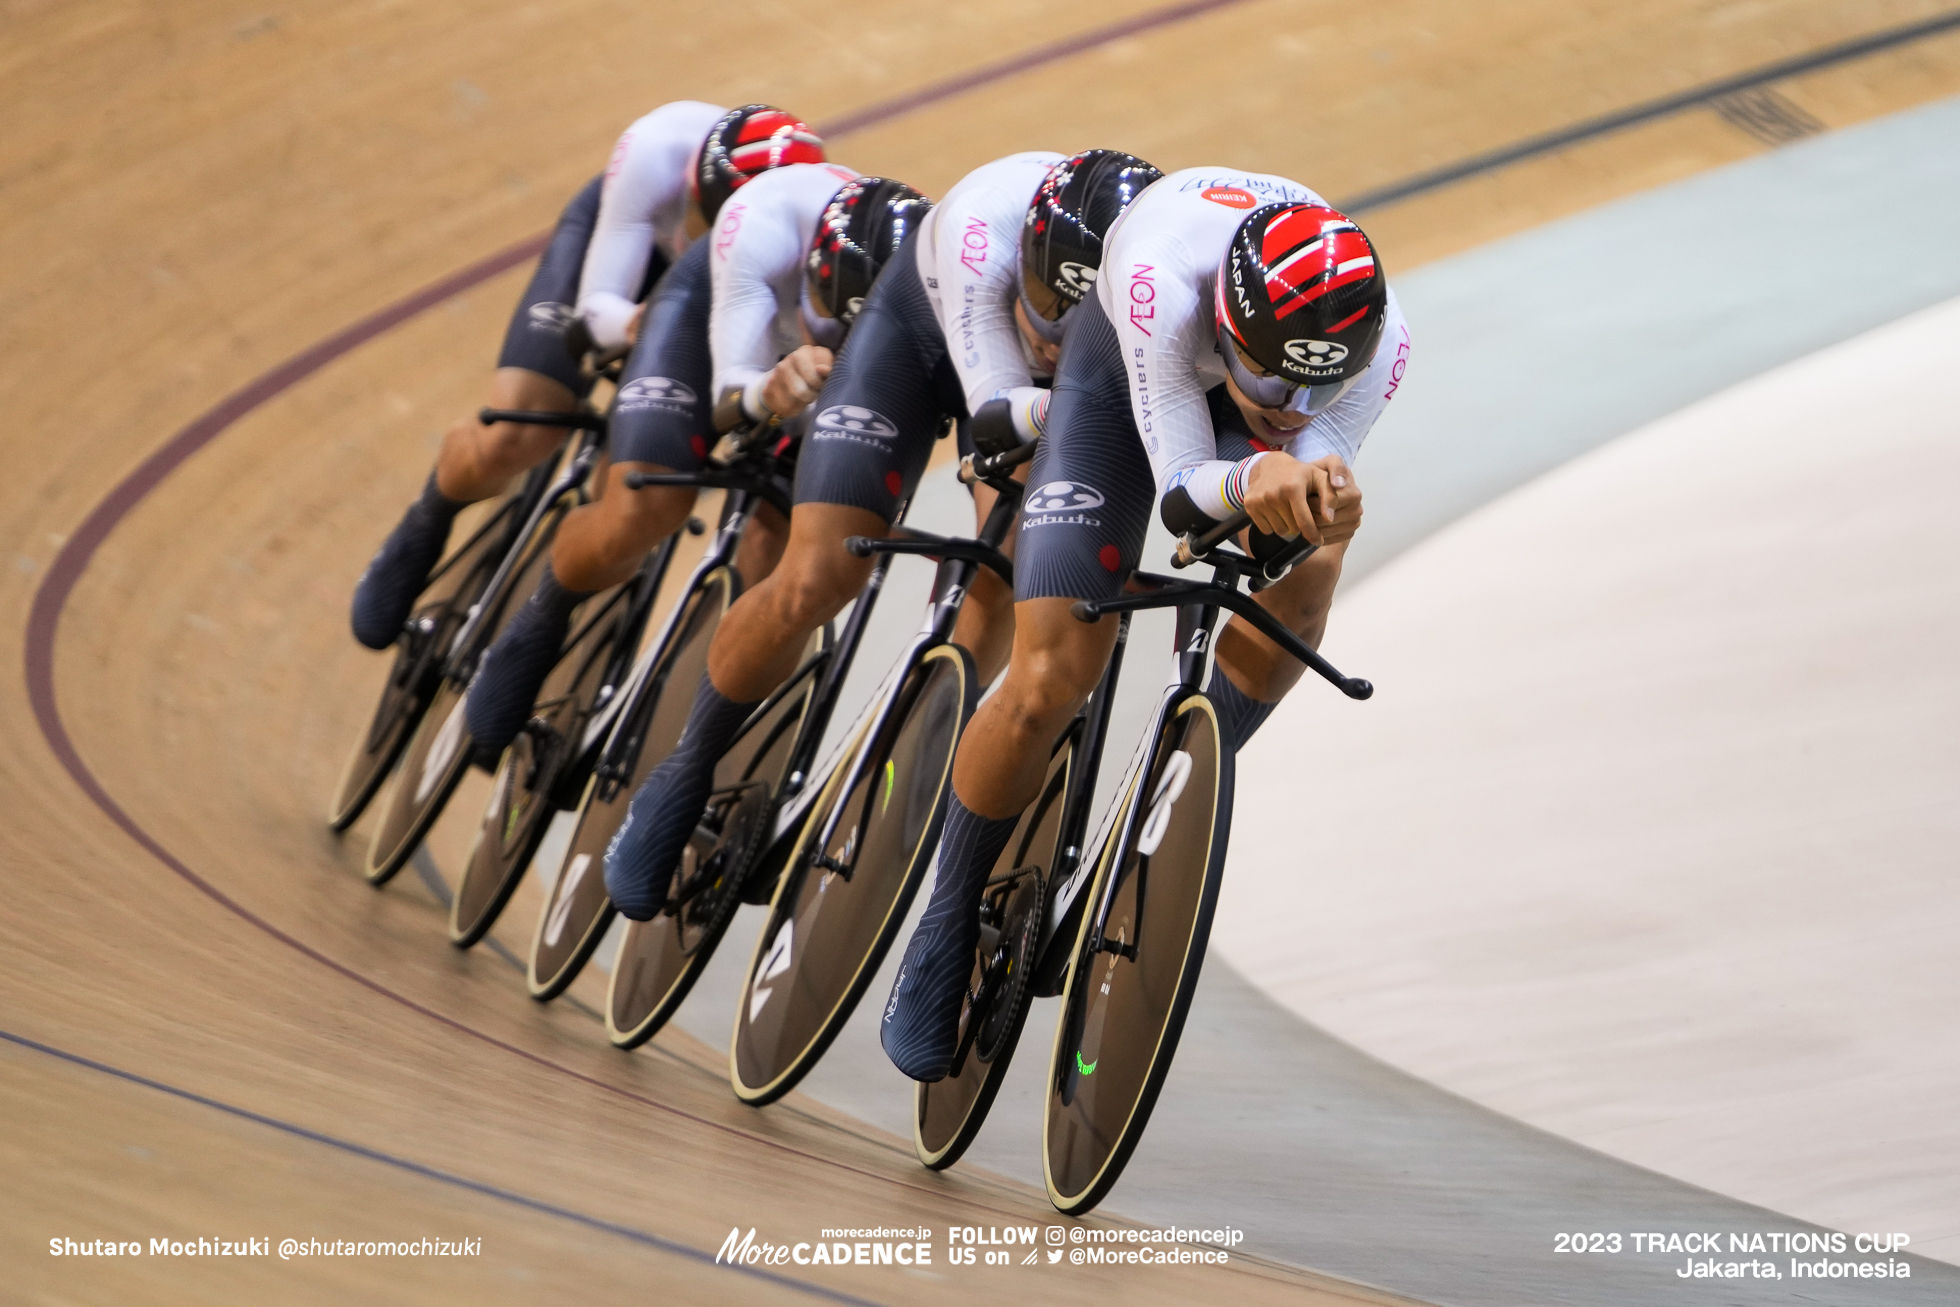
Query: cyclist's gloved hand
970,387,1049,458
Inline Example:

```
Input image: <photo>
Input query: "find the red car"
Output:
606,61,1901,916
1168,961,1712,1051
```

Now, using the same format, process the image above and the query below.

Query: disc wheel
914,732,1074,1169
361,507,563,885
605,627,826,1048
327,497,512,831
730,642,976,1106
525,565,735,1002
447,584,629,948
1043,694,1231,1215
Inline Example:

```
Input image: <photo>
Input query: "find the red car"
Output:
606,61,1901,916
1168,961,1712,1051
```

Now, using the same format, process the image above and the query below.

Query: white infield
1218,292,1960,1264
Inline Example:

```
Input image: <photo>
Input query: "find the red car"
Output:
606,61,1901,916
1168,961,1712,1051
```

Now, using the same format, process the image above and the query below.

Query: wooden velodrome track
8,0,1960,1301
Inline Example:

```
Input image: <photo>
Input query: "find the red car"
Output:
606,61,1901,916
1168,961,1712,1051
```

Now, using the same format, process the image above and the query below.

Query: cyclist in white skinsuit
599,150,1164,924
574,100,728,351
463,115,845,753
351,100,737,651
882,166,1412,1081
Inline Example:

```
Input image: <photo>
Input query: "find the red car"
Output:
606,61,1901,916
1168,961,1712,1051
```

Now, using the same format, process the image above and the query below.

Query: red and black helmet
691,105,826,221
802,177,932,347
1019,149,1163,341
1215,202,1386,408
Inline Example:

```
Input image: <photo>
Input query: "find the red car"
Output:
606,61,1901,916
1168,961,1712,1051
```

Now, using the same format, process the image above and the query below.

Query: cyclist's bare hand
1244,453,1361,546
761,346,834,418
625,302,648,345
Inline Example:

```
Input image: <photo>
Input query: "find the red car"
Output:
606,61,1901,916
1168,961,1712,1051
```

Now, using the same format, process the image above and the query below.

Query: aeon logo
813,404,898,441
617,376,697,411
527,301,577,332
1057,261,1098,298
1283,338,1348,369
1025,480,1105,513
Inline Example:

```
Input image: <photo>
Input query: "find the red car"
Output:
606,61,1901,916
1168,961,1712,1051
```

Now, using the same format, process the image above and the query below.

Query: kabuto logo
1057,261,1098,299
1025,480,1105,513
527,301,577,332
616,376,697,412
812,404,898,445
1283,338,1348,371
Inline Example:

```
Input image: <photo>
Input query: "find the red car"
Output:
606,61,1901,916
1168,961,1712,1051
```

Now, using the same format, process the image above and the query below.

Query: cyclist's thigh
609,239,715,471
1013,296,1153,605
794,245,964,525
497,175,604,400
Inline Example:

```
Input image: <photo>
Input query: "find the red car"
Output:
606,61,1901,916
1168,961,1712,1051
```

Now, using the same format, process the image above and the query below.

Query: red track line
19,3,1268,1224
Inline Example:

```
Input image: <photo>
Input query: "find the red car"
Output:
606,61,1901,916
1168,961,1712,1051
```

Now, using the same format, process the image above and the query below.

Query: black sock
603,673,761,920
880,794,1022,1079
1208,670,1279,753
412,471,465,527
527,562,592,625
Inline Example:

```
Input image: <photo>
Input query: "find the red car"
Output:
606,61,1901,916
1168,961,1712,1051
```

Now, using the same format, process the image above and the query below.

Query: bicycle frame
789,485,1020,875
443,408,608,671
1030,516,1374,982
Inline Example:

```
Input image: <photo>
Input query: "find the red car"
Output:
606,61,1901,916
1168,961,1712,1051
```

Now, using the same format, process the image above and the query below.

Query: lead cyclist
880,168,1413,1079
596,149,1163,924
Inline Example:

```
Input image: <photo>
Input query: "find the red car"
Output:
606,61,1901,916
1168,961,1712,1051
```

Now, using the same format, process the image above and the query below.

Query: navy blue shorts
1015,295,1257,603
607,239,714,469
496,176,669,400
793,237,973,524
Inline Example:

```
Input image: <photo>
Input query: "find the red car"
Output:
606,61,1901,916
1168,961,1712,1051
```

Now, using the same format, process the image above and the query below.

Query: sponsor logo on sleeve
616,376,699,413
812,404,899,445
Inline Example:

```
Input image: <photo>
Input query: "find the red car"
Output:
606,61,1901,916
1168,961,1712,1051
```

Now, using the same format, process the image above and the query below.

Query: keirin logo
813,404,898,441
1025,480,1105,512
1283,338,1348,369
1057,261,1098,298
527,301,577,332
617,376,698,410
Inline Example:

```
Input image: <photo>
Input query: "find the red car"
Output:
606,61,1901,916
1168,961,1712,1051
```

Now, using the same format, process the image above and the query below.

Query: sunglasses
1216,326,1361,418
1017,272,1072,345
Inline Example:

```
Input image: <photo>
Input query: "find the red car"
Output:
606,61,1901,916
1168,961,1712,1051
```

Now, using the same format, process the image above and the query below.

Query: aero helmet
802,177,933,347
1019,149,1164,342
1215,202,1386,416
692,105,826,222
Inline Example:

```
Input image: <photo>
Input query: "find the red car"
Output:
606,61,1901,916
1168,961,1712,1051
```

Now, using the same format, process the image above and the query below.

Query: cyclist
348,102,824,650
598,149,1162,923
462,166,935,757
881,169,1413,1079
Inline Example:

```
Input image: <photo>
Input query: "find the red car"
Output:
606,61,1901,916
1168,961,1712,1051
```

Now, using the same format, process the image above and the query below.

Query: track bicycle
522,425,808,1002
910,457,1372,1213
329,389,615,885
723,446,1033,1104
